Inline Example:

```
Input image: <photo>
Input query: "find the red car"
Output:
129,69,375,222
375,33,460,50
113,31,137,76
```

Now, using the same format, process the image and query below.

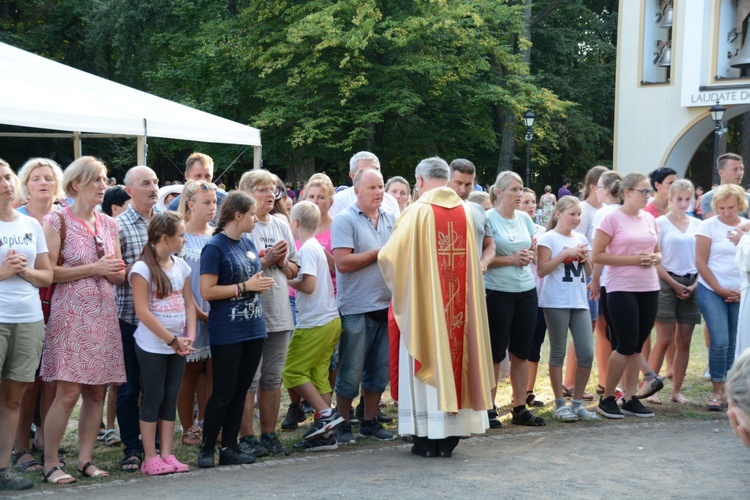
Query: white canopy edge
0,42,261,147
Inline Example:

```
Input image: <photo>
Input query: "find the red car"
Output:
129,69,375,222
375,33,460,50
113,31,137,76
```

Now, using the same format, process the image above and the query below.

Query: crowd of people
2,150,750,491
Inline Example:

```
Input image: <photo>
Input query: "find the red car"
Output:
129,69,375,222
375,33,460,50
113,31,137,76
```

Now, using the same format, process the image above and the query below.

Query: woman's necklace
500,211,517,242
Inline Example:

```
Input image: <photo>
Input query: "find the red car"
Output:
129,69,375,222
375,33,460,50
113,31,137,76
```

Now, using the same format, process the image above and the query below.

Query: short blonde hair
727,348,750,415
62,156,107,198
712,184,749,214
290,200,320,233
467,191,490,206
186,152,214,173
304,173,335,200
238,169,276,193
18,158,64,200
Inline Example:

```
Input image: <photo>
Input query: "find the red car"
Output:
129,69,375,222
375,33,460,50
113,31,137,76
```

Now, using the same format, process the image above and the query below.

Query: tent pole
253,145,262,170
137,119,148,165
73,132,82,159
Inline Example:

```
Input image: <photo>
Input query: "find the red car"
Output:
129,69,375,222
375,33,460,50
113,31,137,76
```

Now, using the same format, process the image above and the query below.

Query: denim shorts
334,313,390,399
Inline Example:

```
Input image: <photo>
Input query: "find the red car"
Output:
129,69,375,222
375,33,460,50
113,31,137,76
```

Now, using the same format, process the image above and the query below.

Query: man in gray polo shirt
448,158,495,274
332,168,396,444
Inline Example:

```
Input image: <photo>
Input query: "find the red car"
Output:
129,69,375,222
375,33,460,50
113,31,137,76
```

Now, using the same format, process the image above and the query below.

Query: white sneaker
571,406,598,420
554,405,578,422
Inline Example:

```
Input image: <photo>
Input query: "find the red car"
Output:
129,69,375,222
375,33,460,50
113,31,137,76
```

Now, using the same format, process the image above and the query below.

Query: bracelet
240,281,246,294
278,260,288,271
235,284,240,298
167,336,178,347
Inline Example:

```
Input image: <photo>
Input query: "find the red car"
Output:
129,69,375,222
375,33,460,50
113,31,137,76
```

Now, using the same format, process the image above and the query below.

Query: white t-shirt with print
130,257,191,354
0,213,47,323
537,230,590,310
295,238,338,329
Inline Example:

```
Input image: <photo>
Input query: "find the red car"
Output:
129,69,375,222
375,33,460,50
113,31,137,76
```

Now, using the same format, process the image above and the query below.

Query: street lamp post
523,109,536,188
709,100,726,186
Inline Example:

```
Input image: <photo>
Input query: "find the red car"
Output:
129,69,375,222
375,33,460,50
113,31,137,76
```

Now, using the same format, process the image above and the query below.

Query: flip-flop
43,465,76,484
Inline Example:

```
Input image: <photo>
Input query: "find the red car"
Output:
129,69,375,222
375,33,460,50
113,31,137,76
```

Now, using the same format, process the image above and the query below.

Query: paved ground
5,418,748,499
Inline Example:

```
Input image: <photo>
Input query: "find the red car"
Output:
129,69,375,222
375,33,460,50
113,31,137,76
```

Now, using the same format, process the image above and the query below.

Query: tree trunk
496,0,533,177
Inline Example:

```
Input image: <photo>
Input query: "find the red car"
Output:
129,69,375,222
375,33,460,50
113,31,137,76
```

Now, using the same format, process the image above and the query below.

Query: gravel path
7,418,748,499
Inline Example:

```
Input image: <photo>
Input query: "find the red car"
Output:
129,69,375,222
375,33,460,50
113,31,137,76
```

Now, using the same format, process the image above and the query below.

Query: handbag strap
54,210,66,266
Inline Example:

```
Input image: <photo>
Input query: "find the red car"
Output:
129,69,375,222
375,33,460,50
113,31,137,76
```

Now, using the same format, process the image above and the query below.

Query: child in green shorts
283,201,344,451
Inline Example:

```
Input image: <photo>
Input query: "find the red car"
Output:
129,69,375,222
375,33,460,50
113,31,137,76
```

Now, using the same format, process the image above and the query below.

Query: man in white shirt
329,151,401,218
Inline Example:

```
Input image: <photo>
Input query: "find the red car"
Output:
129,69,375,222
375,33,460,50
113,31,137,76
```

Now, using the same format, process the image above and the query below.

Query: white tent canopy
0,42,261,166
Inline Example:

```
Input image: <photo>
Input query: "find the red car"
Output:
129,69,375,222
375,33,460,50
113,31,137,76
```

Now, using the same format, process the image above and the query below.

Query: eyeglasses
255,187,281,197
94,235,105,259
633,188,651,198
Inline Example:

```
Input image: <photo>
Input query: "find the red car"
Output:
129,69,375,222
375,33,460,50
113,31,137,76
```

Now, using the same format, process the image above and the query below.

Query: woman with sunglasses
593,173,661,419
40,157,126,484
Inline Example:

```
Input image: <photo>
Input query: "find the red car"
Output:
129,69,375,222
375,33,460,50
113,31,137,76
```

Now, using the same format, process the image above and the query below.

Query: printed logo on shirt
0,233,34,248
561,247,585,283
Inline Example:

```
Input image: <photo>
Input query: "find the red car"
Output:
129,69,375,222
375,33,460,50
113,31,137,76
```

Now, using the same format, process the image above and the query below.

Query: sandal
140,456,175,476
78,462,110,478
102,429,121,447
596,384,605,395
120,455,142,473
706,398,723,412
511,407,546,427
12,449,43,472
554,405,578,422
525,391,545,408
96,422,106,440
561,385,573,398
43,465,76,484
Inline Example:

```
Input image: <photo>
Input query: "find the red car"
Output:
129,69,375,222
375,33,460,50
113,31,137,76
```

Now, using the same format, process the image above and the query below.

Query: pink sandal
163,454,190,473
140,456,175,475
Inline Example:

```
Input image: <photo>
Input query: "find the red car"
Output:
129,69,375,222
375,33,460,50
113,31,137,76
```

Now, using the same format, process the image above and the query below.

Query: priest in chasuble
378,157,494,458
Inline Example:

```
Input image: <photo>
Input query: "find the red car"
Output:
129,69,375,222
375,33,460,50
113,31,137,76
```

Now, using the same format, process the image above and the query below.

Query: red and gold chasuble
381,187,494,414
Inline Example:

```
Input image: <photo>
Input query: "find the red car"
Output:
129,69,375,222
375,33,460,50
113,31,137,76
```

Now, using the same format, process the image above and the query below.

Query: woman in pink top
643,167,676,219
592,173,662,419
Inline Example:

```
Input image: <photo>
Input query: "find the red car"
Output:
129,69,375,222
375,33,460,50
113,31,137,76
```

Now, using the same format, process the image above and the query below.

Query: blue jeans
697,283,739,383
116,319,143,458
334,313,390,399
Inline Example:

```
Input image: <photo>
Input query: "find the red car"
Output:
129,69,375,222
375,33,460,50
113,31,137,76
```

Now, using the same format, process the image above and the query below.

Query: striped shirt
115,204,153,325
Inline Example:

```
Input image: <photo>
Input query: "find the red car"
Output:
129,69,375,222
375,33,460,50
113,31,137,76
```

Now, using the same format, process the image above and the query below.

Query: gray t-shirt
246,214,300,332
331,204,395,315
700,189,750,217
467,201,491,257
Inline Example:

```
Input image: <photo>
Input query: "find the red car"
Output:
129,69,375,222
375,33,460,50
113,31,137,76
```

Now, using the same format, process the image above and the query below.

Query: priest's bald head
415,157,450,194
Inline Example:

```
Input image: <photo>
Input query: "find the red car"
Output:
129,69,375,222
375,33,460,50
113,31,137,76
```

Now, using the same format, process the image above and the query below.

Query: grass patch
26,324,723,490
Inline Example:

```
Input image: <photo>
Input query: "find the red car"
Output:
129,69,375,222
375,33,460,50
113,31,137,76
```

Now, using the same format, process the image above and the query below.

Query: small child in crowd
282,201,344,451
130,212,196,474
